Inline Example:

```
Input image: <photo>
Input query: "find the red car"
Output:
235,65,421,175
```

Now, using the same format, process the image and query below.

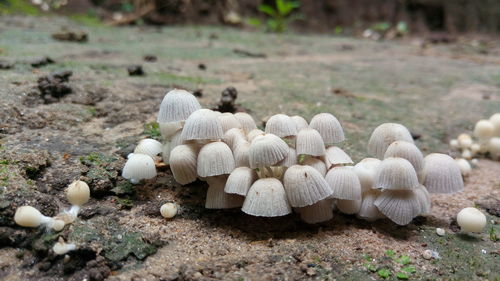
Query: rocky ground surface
0,15,499,281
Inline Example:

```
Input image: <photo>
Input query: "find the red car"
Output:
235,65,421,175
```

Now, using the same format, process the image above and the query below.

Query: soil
0,15,499,281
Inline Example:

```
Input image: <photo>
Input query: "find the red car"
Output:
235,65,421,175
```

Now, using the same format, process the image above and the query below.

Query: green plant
0,0,39,15
250,0,301,33
377,268,391,279
143,122,161,139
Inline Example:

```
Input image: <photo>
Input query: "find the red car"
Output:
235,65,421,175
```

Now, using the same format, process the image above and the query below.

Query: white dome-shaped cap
488,137,500,158
455,158,471,176
457,133,472,149
384,141,424,172
234,112,257,132
414,185,431,215
357,189,384,221
14,206,47,227
296,128,326,157
324,146,353,169
422,153,464,194
66,180,90,206
489,113,500,136
248,134,289,168
353,158,381,192
233,140,251,167
218,113,242,133
205,175,244,209
157,89,201,123
325,167,362,200
303,157,327,177
291,115,309,131
197,141,235,177
457,207,487,232
225,167,258,196
368,123,414,159
283,165,333,207
122,153,157,183
247,129,265,142
181,109,224,142
374,157,419,190
473,119,494,140
309,113,345,145
134,138,163,158
374,189,420,225
223,128,246,151
264,114,298,137
170,144,199,185
298,199,333,224
242,178,292,217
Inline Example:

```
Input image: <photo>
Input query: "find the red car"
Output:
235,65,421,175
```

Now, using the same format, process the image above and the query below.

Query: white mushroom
205,175,244,209
298,199,333,224
309,113,345,145
248,134,289,169
384,141,424,173
225,167,258,196
324,146,353,169
169,144,199,185
197,142,235,177
473,119,494,140
367,123,414,159
134,138,163,158
374,157,419,190
234,112,257,133
422,153,464,194
218,112,242,132
242,178,291,217
325,167,362,200
159,122,183,140
296,128,326,157
456,207,487,233
353,158,381,192
357,189,384,221
160,203,178,218
283,165,333,207
374,190,420,225
157,89,201,123
290,115,309,130
122,153,157,184
264,114,298,138
181,109,224,142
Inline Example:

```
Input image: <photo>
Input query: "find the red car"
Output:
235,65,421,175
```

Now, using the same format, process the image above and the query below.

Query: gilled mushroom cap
357,189,384,221
422,153,464,194
291,115,309,130
336,199,362,215
197,141,235,177
181,109,224,142
234,112,257,132
248,134,289,168
279,146,298,168
218,113,242,133
324,146,353,169
283,165,333,207
225,167,258,196
134,138,163,158
264,114,298,137
367,123,414,159
242,178,292,217
384,141,424,172
298,199,333,224
233,140,251,167
374,189,420,225
205,175,244,209
296,128,326,156
122,153,157,183
159,122,183,140
309,113,345,145
247,129,265,142
169,144,199,185
353,158,381,192
414,185,431,215
325,167,362,200
374,157,419,190
303,157,327,176
157,89,201,123
223,128,246,150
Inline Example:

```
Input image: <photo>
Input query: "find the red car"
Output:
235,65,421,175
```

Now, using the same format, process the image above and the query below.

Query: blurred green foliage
0,0,39,15
248,0,301,33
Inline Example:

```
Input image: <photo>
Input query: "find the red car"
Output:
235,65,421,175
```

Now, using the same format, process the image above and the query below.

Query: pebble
423,249,433,260
436,228,445,236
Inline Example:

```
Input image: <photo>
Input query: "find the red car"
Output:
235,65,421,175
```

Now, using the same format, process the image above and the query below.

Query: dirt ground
0,15,499,281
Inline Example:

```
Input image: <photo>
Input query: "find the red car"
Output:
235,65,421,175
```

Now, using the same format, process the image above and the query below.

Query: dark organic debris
31,56,55,68
0,60,13,70
143,55,157,62
198,63,206,70
52,30,88,43
339,44,355,51
37,70,73,102
411,132,422,140
214,86,238,113
193,89,203,98
332,88,356,98
233,48,267,58
127,65,145,76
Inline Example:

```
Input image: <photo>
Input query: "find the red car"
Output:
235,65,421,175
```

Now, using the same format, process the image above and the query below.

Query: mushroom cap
455,158,471,176
457,133,472,149
367,123,414,159
457,207,487,232
488,137,500,157
134,138,163,158
122,153,157,182
66,180,90,206
234,112,257,132
14,206,45,227
248,134,289,168
225,167,258,196
309,113,345,145
218,112,242,133
422,153,464,194
353,158,381,192
170,144,199,185
242,178,292,217
233,140,251,167
336,199,362,215
157,89,201,123
414,185,431,215
291,115,309,130
160,203,178,218
205,175,244,209
374,157,419,190
298,199,334,224
325,167,362,200
303,157,327,176
384,141,424,172
374,189,420,225
247,129,265,142
473,119,495,140
324,146,353,168
489,113,500,135
264,114,298,137
197,141,235,177
181,109,224,142
279,146,298,168
357,189,384,221
159,122,183,140
296,128,326,156
283,165,333,207
223,128,246,151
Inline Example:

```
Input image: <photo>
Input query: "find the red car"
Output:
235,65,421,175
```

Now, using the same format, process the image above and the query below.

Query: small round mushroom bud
283,165,333,207
422,153,464,194
470,143,481,155
457,207,487,232
122,153,157,184
157,89,201,123
455,158,471,176
290,115,309,130
160,203,178,218
374,157,419,190
182,109,224,142
247,129,265,142
218,113,242,133
242,178,291,217
134,139,163,158
170,144,199,185
449,139,459,149
489,113,500,136
296,128,326,157
159,122,183,140
324,146,353,169
248,134,289,168
66,180,90,206
53,238,76,255
309,113,345,145
367,123,414,159
264,114,298,138
384,141,424,173
457,133,472,149
14,206,51,228
197,142,235,177
234,112,257,133
353,158,381,192
488,137,500,159
51,220,66,232
473,120,495,140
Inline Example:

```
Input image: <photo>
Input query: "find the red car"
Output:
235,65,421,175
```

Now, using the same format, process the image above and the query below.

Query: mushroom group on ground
122,89,468,226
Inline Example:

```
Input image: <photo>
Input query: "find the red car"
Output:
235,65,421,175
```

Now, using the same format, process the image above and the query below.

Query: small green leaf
396,272,409,280
258,5,276,17
385,249,396,258
397,255,411,265
364,263,377,272
377,268,391,279
363,254,372,261
402,266,416,273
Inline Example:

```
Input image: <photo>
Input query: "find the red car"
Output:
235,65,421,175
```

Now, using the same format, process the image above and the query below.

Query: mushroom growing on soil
456,207,487,233
157,89,201,123
264,114,298,139
242,178,291,217
14,206,64,230
324,146,354,169
422,153,464,194
225,167,258,196
160,203,178,218
367,123,414,159
122,153,157,184
169,144,199,185
309,113,345,145
283,165,332,207
133,138,163,158
65,180,90,219
353,158,381,192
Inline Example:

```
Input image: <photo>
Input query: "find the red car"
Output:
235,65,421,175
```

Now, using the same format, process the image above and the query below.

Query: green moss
80,152,116,166
111,181,135,196
143,121,161,140
0,0,39,15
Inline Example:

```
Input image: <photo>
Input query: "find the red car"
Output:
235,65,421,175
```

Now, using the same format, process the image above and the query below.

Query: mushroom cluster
124,89,465,226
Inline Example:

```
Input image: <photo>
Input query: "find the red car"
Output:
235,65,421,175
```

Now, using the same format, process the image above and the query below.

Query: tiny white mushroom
264,114,298,138
160,203,178,218
309,113,345,145
66,180,90,206
157,89,201,123
223,128,246,151
303,157,327,177
197,142,235,177
384,141,424,173
473,119,495,140
247,129,265,142
487,137,500,159
225,167,258,196
181,109,224,142
248,134,289,169
53,237,76,255
324,146,353,169
357,189,384,221
205,175,244,209
242,178,292,217
218,112,242,133
455,158,471,176
134,138,163,157
367,123,414,159
353,158,381,192
374,190,421,225
336,199,362,215
325,167,362,200
159,121,183,140
422,153,464,194
283,165,333,207
489,113,500,136
290,115,309,130
374,157,419,190
169,144,199,185
233,140,251,167
457,207,487,232
457,133,473,149
296,128,326,157
122,153,157,184
234,112,257,132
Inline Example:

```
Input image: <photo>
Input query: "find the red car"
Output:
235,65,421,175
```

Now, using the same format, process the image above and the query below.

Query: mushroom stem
265,166,274,178
68,205,81,218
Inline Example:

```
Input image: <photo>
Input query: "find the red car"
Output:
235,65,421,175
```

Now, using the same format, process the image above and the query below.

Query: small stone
423,249,433,260
127,65,144,76
436,228,445,236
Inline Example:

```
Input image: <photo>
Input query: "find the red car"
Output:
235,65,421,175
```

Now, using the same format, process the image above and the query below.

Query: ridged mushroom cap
134,138,163,157
248,134,289,168
303,157,327,176
336,199,362,215
169,144,199,185
298,199,333,224
414,185,431,215
233,140,251,167
309,113,345,145
264,114,298,137
473,119,495,140
283,165,333,207
357,189,384,221
181,109,224,142
225,167,258,196
242,178,292,217
159,122,183,140
247,129,265,142
197,141,235,177
374,189,420,225
223,128,246,151
234,112,257,132
205,175,244,209
279,146,298,168
367,123,414,159
122,153,157,183
353,158,381,192
325,167,362,200
291,115,309,130
296,128,326,156
374,157,419,190
324,146,353,168
422,153,464,194
157,89,201,123
218,113,242,133
384,141,424,172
